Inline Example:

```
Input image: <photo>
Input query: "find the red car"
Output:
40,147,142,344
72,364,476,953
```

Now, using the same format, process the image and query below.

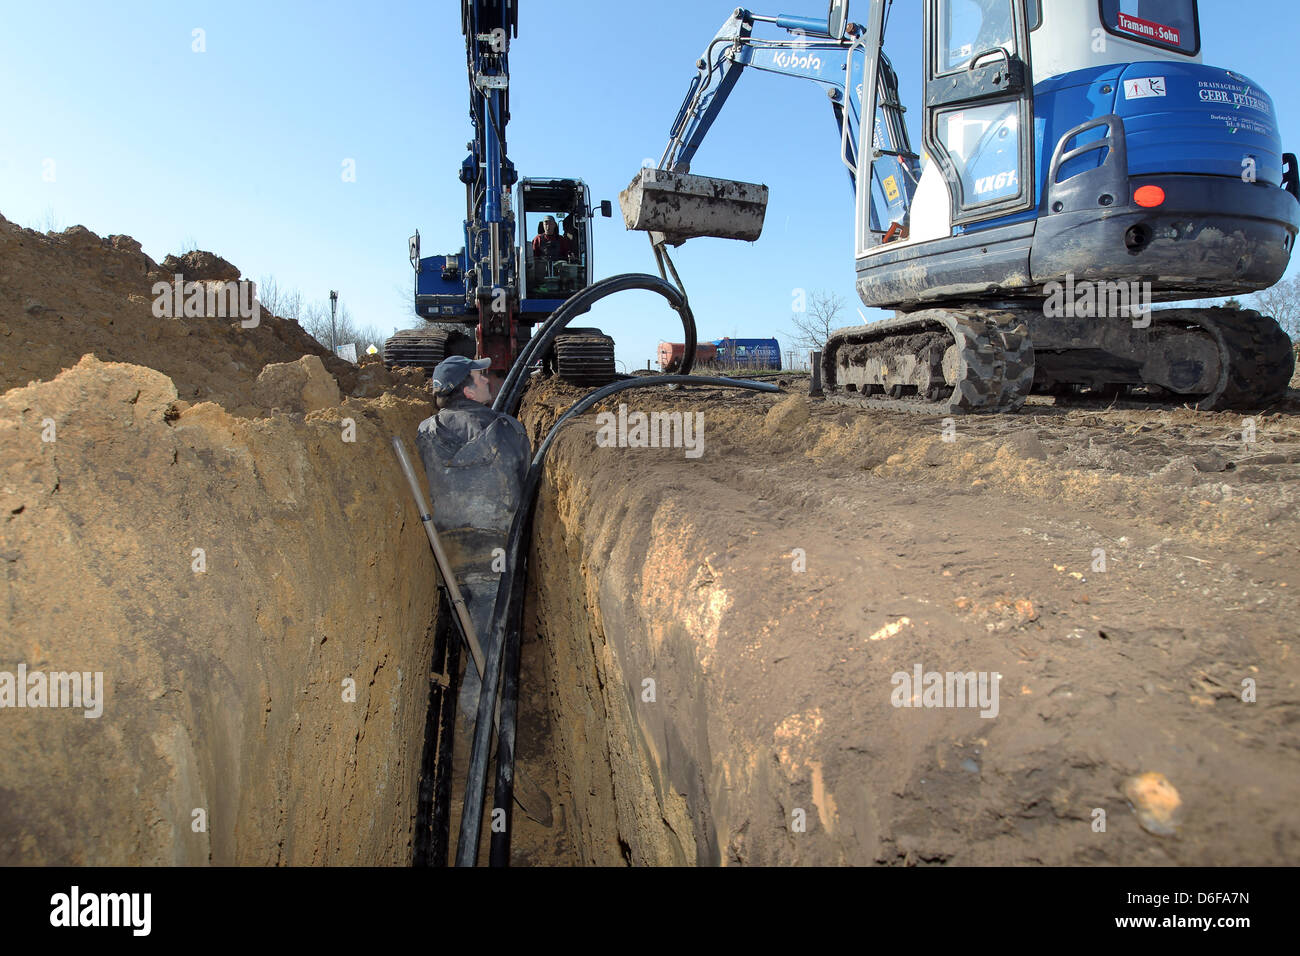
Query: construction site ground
2,213,1297,865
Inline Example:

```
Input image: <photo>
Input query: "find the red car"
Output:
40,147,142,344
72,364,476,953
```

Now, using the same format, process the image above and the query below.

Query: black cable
487,544,529,867
413,585,463,867
412,588,449,866
458,373,780,867
493,273,699,418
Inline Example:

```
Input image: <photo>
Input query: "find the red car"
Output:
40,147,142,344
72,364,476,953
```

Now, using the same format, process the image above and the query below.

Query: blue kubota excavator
386,0,619,391
621,0,1300,412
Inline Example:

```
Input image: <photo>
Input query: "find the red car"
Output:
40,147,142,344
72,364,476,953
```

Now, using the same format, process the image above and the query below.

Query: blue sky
2,0,1297,369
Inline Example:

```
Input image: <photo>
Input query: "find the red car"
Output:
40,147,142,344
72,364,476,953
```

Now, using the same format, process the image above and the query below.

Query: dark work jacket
415,395,531,715
415,395,531,551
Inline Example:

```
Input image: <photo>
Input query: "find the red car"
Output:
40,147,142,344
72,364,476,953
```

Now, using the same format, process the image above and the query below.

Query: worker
415,355,532,723
531,215,572,261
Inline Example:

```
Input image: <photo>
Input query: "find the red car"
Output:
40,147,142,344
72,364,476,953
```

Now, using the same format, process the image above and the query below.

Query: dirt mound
160,249,240,281
0,209,449,864
518,380,1300,864
0,212,390,409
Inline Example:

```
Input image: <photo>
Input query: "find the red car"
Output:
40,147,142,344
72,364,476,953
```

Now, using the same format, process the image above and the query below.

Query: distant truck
711,337,781,371
658,341,719,373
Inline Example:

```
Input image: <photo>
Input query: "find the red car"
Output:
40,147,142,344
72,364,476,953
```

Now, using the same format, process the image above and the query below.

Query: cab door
924,0,1036,226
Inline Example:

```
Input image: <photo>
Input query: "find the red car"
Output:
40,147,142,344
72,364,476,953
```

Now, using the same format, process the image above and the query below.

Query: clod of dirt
1001,428,1048,460
1122,772,1183,836
351,359,397,398
764,395,810,435
160,250,240,281
253,355,341,415
1154,455,1201,484
1192,452,1230,473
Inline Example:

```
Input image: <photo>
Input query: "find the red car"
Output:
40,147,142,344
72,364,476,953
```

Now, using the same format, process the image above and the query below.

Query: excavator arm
653,3,920,238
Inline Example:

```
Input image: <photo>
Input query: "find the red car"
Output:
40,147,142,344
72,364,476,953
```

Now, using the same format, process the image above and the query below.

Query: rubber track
553,328,617,387
822,309,1034,415
383,328,452,374
1161,308,1295,411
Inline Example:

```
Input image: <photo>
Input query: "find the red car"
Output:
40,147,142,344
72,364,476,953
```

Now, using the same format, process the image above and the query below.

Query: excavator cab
517,177,610,304
854,0,1296,299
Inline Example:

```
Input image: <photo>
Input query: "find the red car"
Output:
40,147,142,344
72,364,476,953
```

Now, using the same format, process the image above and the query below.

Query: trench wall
0,357,439,864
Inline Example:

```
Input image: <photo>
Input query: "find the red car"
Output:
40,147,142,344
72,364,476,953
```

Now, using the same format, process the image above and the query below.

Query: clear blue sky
2,1,1297,369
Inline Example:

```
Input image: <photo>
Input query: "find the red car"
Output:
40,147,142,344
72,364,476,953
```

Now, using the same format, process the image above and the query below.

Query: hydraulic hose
493,273,698,419
412,589,447,866
459,373,781,866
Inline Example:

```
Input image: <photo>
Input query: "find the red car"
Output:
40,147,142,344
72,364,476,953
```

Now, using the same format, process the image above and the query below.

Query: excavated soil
5,206,1298,866
0,214,443,864
515,378,1300,865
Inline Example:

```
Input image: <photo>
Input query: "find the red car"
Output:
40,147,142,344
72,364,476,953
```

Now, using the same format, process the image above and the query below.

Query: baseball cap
430,355,492,395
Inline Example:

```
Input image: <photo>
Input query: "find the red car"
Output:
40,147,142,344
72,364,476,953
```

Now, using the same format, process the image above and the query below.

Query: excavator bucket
619,168,768,246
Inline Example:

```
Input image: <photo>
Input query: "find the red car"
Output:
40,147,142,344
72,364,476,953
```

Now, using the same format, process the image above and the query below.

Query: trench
5,215,1299,866
500,379,1300,867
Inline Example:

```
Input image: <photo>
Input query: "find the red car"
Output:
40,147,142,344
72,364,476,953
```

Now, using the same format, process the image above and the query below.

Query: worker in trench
415,355,532,726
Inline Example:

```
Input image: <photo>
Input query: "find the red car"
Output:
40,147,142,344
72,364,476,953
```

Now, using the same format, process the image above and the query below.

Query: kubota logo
773,50,822,71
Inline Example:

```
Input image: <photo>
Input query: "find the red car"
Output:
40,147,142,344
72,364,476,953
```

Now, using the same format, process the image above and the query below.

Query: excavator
621,0,1299,412
387,0,618,391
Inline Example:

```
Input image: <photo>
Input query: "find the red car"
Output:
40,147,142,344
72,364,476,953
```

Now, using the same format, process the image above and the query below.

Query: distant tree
257,275,281,317
787,290,846,353
255,280,395,356
36,205,62,233
282,289,303,325
1252,277,1300,339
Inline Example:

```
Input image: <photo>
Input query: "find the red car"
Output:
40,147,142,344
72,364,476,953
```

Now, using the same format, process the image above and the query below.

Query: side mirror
600,200,613,218
409,230,420,272
827,0,849,40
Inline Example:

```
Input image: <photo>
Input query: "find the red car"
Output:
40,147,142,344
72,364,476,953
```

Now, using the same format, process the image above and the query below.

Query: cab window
938,0,1016,74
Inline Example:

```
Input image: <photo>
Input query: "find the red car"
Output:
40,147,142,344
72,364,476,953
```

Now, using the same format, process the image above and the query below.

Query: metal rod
391,436,486,678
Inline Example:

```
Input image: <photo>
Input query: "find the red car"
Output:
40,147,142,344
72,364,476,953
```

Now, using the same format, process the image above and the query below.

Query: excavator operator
531,214,572,261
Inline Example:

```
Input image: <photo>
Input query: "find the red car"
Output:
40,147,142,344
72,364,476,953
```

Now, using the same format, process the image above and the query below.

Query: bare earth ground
0,214,441,864
514,379,1300,864
4,209,1298,865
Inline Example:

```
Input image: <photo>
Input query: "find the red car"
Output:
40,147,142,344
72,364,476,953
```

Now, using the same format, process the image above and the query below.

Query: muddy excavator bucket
619,168,769,247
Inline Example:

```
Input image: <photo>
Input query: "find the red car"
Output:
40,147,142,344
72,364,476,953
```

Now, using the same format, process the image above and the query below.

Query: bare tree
252,281,393,356
37,205,62,233
787,290,846,353
257,275,281,318
1252,276,1300,339
299,300,327,343
282,289,304,325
